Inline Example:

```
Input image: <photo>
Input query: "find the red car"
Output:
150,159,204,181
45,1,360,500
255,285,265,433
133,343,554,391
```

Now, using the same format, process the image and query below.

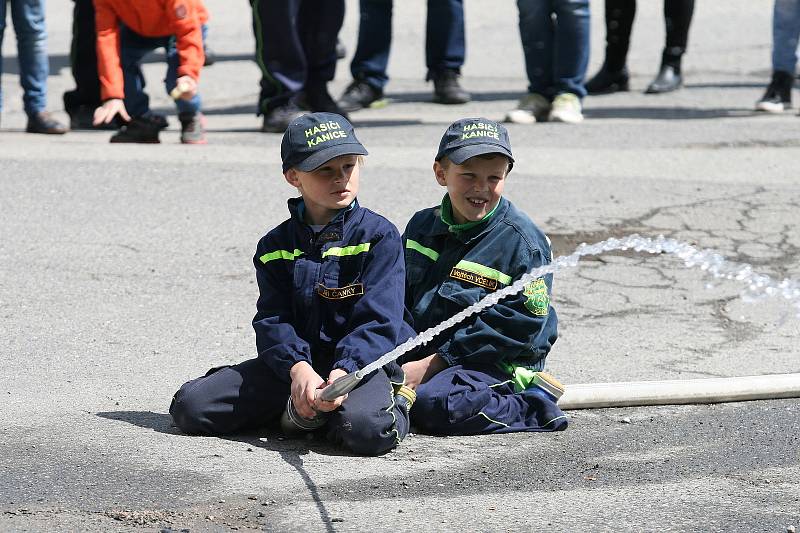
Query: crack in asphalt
548,186,800,358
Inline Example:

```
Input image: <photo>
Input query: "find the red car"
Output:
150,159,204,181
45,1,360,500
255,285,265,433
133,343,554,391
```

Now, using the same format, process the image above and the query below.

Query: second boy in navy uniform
400,117,568,435
170,113,415,455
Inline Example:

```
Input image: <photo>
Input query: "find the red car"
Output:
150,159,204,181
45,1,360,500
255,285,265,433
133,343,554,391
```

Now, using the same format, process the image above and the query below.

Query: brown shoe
26,111,68,134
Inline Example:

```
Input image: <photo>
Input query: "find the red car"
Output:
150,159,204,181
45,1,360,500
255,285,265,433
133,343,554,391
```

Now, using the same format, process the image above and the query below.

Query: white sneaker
549,93,584,124
505,93,551,124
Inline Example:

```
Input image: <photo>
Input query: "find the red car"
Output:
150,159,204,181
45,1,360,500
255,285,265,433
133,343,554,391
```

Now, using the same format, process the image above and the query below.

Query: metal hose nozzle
318,370,364,402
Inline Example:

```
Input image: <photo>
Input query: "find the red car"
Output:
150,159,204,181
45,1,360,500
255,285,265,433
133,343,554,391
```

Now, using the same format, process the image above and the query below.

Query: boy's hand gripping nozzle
280,370,364,434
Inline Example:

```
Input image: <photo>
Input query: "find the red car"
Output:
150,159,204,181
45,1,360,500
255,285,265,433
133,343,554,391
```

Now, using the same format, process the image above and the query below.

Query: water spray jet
283,234,800,427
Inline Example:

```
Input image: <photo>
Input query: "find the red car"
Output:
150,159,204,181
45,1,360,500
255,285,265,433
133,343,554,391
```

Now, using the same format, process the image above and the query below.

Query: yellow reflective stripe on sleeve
405,239,440,261
454,260,512,285
259,249,304,263
321,242,371,258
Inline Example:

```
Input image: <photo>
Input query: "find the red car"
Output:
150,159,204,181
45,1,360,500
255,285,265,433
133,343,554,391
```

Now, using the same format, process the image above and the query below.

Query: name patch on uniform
523,278,550,316
317,283,364,300
450,267,498,290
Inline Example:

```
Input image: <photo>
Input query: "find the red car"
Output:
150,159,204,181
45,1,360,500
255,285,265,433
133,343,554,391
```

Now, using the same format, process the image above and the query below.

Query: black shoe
109,116,161,143
336,39,346,60
585,65,629,95
338,79,386,113
431,69,470,104
756,70,794,113
144,112,169,131
261,100,305,133
26,111,68,134
645,64,683,94
303,83,349,118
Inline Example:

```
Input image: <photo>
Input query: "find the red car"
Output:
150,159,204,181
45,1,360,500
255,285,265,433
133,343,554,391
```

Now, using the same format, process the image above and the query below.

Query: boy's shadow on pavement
96,410,354,456
97,410,347,533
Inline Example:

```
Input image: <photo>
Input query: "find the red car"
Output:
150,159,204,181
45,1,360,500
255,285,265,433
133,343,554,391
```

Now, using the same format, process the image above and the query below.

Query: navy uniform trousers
248,0,344,114
411,364,568,435
170,357,409,456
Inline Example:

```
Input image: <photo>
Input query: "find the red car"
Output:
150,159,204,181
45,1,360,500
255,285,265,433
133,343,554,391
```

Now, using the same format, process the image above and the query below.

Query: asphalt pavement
1,1,799,531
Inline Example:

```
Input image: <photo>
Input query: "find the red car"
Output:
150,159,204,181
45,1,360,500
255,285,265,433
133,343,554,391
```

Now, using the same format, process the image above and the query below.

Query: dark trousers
412,364,568,436
170,357,410,456
249,0,344,114
603,0,695,71
118,26,202,118
350,0,465,90
63,0,100,111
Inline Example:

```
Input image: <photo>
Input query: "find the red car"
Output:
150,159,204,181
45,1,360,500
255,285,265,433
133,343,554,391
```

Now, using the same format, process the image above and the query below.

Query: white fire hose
557,373,800,409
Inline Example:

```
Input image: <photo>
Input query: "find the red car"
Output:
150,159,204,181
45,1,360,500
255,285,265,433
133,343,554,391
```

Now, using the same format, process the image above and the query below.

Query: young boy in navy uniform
170,112,415,456
400,117,568,435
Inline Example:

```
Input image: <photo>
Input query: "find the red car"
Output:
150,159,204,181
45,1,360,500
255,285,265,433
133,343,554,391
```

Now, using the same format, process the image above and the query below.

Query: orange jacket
95,0,209,101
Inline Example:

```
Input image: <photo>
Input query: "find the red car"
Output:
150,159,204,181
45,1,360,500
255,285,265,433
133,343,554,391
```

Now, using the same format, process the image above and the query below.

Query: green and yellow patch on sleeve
523,278,550,316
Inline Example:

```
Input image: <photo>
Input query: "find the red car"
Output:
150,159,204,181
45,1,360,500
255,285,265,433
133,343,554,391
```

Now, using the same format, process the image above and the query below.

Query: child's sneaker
179,112,207,144
109,116,161,143
549,93,584,124
755,70,793,113
505,92,551,124
393,383,417,412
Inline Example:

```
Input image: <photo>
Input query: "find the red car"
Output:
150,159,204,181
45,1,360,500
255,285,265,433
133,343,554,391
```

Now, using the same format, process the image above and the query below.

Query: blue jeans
350,0,465,90
119,25,202,118
0,0,48,116
772,0,800,74
517,0,590,99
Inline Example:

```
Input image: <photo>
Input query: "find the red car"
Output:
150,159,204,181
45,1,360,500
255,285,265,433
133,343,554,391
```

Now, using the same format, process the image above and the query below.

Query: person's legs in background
9,0,67,133
251,0,307,132
506,0,556,124
426,0,469,104
63,0,107,129
548,0,590,122
645,0,695,94
106,26,164,143
585,0,635,94
297,0,346,115
165,35,206,144
338,0,392,112
757,0,800,112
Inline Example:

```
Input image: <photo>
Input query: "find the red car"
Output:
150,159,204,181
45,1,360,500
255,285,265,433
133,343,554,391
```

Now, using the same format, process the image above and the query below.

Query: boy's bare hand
289,361,324,419
93,99,130,125
402,354,447,389
172,75,198,100
315,368,348,412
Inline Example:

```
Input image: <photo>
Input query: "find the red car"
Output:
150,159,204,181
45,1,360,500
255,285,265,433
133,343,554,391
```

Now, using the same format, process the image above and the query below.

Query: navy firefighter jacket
252,198,414,381
402,196,558,371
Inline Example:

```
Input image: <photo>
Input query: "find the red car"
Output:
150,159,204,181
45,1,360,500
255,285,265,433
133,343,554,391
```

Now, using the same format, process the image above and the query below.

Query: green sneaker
549,93,583,124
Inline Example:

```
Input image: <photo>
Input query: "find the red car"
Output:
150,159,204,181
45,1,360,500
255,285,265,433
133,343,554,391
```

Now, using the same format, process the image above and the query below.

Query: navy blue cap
281,112,368,172
435,117,514,168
